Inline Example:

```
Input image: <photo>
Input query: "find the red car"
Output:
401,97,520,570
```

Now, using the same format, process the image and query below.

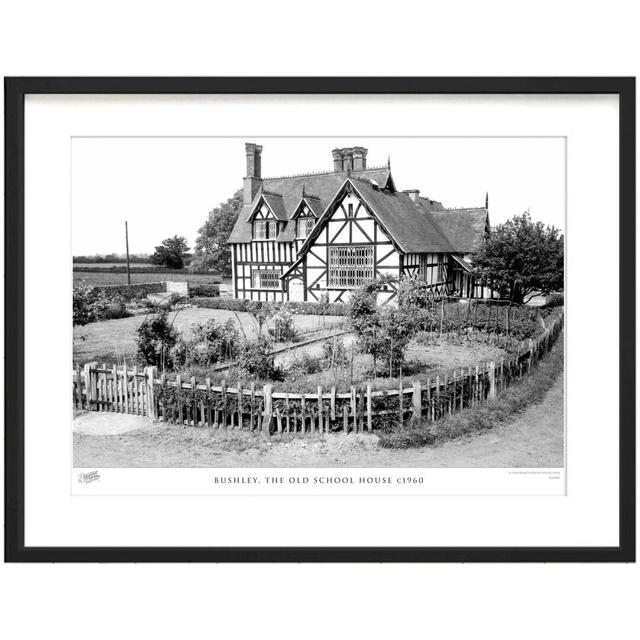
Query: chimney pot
352,146,368,170
403,189,420,203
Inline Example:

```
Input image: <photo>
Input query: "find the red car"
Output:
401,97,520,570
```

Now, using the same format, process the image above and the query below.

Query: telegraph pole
125,220,131,284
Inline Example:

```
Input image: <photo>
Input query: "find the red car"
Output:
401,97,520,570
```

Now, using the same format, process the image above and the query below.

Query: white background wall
1,2,638,640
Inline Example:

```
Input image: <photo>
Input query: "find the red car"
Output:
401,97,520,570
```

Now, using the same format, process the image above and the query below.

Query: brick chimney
332,148,343,172
353,146,368,170
402,189,420,203
332,146,368,172
244,143,263,204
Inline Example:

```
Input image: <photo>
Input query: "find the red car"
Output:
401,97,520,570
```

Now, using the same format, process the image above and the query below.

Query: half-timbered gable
295,183,402,304
227,142,491,304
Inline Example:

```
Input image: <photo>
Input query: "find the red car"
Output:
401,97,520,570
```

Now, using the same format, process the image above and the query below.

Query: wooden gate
72,362,156,417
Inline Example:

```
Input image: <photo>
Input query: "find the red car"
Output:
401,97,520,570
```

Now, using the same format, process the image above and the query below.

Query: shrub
136,312,179,369
397,275,433,309
236,335,278,380
544,292,564,308
73,283,128,325
289,351,324,375
321,336,349,368
250,302,272,335
188,283,219,298
376,306,417,374
191,318,239,366
73,283,96,326
268,308,297,342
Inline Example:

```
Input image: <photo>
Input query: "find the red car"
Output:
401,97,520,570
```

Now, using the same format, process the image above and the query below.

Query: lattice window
253,220,277,240
328,246,374,288
251,269,281,289
297,217,315,238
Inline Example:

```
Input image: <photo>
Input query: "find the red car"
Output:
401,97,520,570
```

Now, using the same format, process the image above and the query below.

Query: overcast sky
72,137,565,256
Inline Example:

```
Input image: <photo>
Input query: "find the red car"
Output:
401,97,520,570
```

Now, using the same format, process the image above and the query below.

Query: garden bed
73,307,347,366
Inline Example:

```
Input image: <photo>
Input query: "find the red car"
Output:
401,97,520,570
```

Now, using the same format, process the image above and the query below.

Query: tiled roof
349,179,454,253
261,194,288,221
227,164,487,255
429,207,489,253
228,167,392,244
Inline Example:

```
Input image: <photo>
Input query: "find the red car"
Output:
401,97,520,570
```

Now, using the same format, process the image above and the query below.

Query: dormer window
254,219,277,240
297,217,315,239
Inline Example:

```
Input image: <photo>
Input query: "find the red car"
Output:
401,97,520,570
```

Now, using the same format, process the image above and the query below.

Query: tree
192,190,243,277
150,236,191,269
472,212,564,304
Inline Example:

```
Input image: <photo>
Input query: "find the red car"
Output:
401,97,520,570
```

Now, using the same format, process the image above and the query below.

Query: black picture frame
4,77,635,563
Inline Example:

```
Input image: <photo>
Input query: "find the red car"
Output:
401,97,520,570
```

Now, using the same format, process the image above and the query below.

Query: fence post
84,362,98,411
75,363,82,409
412,380,422,423
190,376,197,427
475,365,480,404
221,379,227,429
83,363,92,410
263,384,273,435
123,362,130,414
331,386,336,421
112,364,119,413
176,374,182,426
317,386,323,434
366,384,372,432
350,386,357,433
146,366,157,419
528,338,534,371
488,361,496,400
206,377,212,427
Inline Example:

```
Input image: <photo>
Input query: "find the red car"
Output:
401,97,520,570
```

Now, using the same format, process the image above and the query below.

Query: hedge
89,282,165,301
191,297,350,316
189,283,220,298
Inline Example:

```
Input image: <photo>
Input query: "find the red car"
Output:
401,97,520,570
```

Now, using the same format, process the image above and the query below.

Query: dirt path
74,371,564,468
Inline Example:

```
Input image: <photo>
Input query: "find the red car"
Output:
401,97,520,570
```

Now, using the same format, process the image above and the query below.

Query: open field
74,262,155,268
73,342,564,468
74,271,227,286
73,307,347,366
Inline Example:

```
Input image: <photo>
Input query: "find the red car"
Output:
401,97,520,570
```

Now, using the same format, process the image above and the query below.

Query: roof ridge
263,165,389,181
443,206,487,212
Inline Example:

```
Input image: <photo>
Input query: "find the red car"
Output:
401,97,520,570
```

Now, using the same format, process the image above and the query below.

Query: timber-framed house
228,143,490,304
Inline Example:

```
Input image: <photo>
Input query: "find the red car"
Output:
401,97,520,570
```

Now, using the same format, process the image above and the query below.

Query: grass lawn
73,307,347,366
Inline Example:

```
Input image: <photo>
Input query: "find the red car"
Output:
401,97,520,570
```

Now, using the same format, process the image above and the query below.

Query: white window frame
297,217,315,239
253,219,277,240
251,269,282,290
328,245,374,288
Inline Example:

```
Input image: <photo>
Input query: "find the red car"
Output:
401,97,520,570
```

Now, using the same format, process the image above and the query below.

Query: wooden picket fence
73,312,563,435
72,363,156,417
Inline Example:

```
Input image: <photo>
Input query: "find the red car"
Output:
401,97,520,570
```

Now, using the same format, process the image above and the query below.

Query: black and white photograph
72,136,565,471
6,77,632,564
